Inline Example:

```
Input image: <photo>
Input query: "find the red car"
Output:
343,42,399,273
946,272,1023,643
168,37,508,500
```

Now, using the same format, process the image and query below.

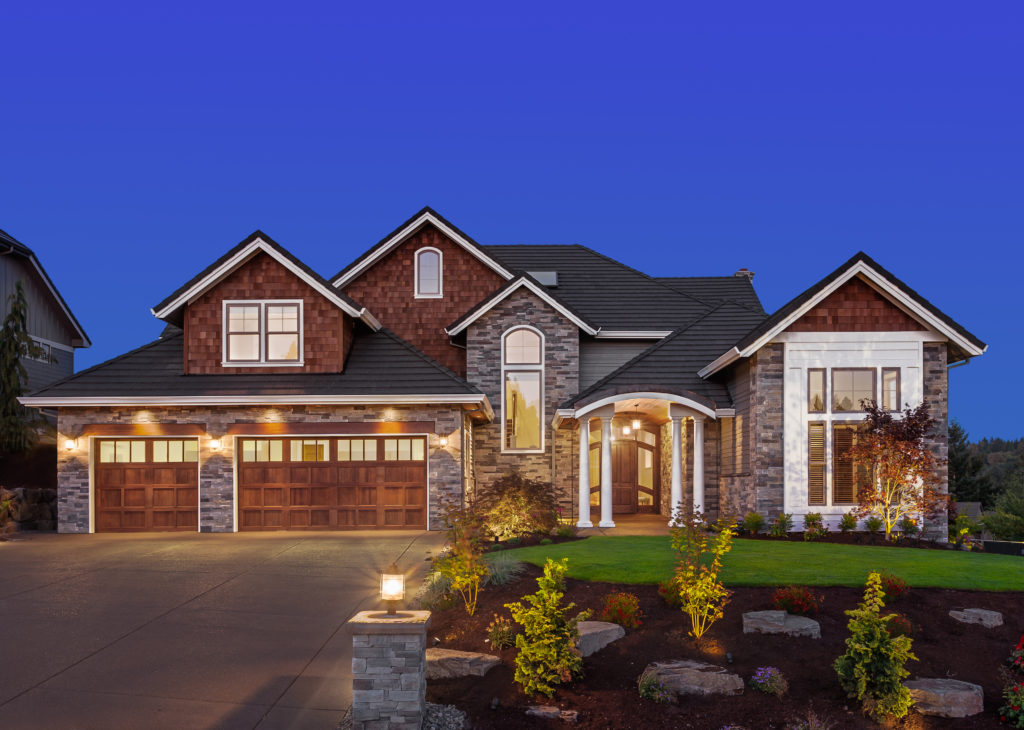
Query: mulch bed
426,562,1021,729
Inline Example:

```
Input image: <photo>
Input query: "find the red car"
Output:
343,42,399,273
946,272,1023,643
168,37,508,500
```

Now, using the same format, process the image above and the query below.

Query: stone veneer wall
465,289,579,497
750,344,785,518
923,343,950,537
56,404,464,533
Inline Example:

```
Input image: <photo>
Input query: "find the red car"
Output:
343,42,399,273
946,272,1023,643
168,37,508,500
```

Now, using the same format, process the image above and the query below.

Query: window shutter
808,423,825,505
833,425,856,504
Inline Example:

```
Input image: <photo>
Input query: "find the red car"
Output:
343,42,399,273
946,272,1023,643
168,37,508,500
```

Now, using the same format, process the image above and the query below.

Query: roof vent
527,271,558,287
734,268,754,280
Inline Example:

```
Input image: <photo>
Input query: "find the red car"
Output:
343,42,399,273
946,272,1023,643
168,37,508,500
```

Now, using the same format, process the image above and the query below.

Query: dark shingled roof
446,274,599,334
657,276,764,313
27,327,480,400
152,230,366,325
732,251,986,357
565,302,769,410
482,244,716,331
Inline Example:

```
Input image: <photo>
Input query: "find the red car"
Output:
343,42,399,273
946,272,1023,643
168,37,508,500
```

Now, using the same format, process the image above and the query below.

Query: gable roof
445,275,600,336
20,326,488,409
151,231,379,329
564,302,769,411
331,207,514,287
482,244,716,332
699,251,988,378
0,228,91,347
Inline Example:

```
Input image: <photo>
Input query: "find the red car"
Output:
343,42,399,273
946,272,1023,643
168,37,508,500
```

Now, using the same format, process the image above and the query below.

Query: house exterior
19,208,986,534
1,228,90,400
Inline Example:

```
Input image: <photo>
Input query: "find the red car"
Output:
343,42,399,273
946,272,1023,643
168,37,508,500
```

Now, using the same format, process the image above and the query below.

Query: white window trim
501,325,545,454
414,247,443,299
221,299,305,367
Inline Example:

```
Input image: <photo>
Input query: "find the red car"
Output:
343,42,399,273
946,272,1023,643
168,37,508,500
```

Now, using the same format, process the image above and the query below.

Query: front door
612,440,637,514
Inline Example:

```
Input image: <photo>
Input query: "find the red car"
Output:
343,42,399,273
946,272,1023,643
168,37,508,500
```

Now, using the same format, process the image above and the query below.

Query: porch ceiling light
380,563,405,614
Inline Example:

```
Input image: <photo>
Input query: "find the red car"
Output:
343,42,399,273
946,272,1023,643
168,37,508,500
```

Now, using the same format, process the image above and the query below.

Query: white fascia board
697,347,741,379
594,330,672,339
28,256,91,347
715,408,736,417
152,239,373,326
19,393,491,408
446,279,599,336
332,211,514,288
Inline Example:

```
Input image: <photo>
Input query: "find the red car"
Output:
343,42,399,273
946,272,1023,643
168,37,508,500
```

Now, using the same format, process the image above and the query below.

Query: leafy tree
948,420,995,507
0,282,45,453
849,401,946,540
473,471,559,540
434,497,490,616
670,511,736,641
984,466,1024,541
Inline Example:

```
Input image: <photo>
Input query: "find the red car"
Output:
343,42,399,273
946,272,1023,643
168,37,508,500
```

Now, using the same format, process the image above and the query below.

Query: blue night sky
2,2,1021,439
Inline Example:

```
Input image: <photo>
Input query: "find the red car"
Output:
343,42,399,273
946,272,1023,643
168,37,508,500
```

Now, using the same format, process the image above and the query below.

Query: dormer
152,231,380,375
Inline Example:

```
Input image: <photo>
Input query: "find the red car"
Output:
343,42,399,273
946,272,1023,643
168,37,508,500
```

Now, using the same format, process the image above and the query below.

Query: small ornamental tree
848,401,946,540
473,471,559,540
0,282,46,454
433,497,490,616
670,511,736,641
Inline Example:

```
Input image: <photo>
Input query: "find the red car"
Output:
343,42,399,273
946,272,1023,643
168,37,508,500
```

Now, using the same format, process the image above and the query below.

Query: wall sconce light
209,438,222,451
63,438,77,452
439,436,448,448
380,563,405,614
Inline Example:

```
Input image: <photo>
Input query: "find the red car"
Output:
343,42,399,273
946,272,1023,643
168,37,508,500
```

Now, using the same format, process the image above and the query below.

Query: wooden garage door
94,439,199,532
237,436,427,530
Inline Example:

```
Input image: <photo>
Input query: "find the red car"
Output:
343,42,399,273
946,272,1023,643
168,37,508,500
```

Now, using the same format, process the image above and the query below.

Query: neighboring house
19,208,985,534
1,229,90,409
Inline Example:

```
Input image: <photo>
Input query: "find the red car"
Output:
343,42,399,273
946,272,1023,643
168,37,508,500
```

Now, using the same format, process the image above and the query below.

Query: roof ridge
374,328,480,393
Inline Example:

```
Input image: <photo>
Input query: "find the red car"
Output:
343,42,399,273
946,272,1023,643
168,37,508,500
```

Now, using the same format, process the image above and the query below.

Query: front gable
788,276,926,333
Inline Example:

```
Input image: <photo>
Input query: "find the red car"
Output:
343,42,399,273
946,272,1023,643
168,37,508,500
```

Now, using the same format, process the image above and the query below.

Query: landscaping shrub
670,512,735,640
833,572,917,721
434,499,490,616
555,524,577,539
598,591,642,628
802,512,828,541
1008,634,1024,676
749,666,789,696
772,585,823,615
637,666,674,704
897,514,918,538
884,612,913,638
864,515,884,534
878,572,908,603
474,472,559,540
485,613,517,649
742,511,765,535
951,513,982,548
985,469,1024,541
414,569,455,611
657,576,683,608
769,513,794,537
838,511,858,533
505,558,591,697
485,552,525,586
1001,680,1024,729
505,537,522,548
784,708,837,730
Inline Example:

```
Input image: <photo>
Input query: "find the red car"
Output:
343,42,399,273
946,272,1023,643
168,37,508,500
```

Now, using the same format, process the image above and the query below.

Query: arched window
502,326,544,452
415,247,442,298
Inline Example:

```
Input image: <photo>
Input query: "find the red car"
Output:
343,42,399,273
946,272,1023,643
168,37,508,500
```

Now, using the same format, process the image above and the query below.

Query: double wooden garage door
237,436,427,530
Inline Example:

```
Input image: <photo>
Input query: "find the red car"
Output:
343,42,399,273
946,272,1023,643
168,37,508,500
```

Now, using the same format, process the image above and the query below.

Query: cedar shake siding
183,252,349,375
342,224,506,376
789,277,926,333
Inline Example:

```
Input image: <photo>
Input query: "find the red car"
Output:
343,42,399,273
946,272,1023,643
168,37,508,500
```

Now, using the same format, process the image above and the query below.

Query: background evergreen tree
948,419,996,507
0,282,45,453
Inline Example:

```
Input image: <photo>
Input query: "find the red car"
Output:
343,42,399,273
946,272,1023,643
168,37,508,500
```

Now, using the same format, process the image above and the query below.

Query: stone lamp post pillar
347,610,431,730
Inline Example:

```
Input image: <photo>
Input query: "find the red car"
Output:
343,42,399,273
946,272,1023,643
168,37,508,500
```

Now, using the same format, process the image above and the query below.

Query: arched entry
587,419,659,514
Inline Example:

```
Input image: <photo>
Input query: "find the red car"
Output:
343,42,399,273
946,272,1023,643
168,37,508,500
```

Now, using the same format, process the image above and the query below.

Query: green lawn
508,536,1024,591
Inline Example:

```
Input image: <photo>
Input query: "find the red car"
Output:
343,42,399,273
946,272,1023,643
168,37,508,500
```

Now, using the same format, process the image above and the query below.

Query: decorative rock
642,660,744,697
904,678,984,718
525,706,577,722
742,610,821,639
949,608,1003,628
576,621,625,657
425,648,500,679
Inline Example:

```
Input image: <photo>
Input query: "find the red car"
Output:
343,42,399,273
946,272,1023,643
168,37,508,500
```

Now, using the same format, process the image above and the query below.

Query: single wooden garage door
94,439,199,532
237,436,427,530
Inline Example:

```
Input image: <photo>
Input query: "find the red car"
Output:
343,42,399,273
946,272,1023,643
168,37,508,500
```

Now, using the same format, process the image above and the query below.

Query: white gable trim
698,261,986,378
26,255,91,347
445,278,599,336
332,210,514,288
151,238,379,329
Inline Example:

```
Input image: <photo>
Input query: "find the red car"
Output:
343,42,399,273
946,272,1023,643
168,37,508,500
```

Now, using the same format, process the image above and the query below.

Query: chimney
734,268,754,280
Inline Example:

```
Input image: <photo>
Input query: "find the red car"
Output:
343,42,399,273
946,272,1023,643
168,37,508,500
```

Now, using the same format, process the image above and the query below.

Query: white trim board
20,393,492,409
446,278,599,337
332,210,514,288
593,330,672,339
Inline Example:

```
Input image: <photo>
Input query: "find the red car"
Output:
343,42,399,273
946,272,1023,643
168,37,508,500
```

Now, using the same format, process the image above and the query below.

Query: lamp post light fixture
380,563,405,615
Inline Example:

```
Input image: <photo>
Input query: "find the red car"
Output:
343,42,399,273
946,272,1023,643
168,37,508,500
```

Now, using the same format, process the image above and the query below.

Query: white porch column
577,419,593,528
599,415,615,528
669,414,684,525
692,415,705,514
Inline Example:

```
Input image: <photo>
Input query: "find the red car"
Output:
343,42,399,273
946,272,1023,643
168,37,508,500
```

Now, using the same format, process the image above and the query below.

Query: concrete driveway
0,530,445,730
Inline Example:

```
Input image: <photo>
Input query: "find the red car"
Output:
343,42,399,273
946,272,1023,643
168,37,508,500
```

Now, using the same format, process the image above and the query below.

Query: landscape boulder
948,608,1003,628
576,621,625,657
742,610,821,638
641,660,744,697
904,678,984,718
425,648,500,679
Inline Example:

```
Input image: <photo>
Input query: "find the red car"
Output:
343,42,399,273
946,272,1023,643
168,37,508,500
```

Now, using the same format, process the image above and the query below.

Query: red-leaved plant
772,585,823,615
599,591,643,628
878,572,909,603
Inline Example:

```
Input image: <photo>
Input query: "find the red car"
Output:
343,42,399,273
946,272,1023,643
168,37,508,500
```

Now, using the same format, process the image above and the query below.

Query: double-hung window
502,327,544,452
223,301,302,365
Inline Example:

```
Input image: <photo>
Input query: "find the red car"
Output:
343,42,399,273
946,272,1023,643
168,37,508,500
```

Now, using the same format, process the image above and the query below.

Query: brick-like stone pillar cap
347,610,431,634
